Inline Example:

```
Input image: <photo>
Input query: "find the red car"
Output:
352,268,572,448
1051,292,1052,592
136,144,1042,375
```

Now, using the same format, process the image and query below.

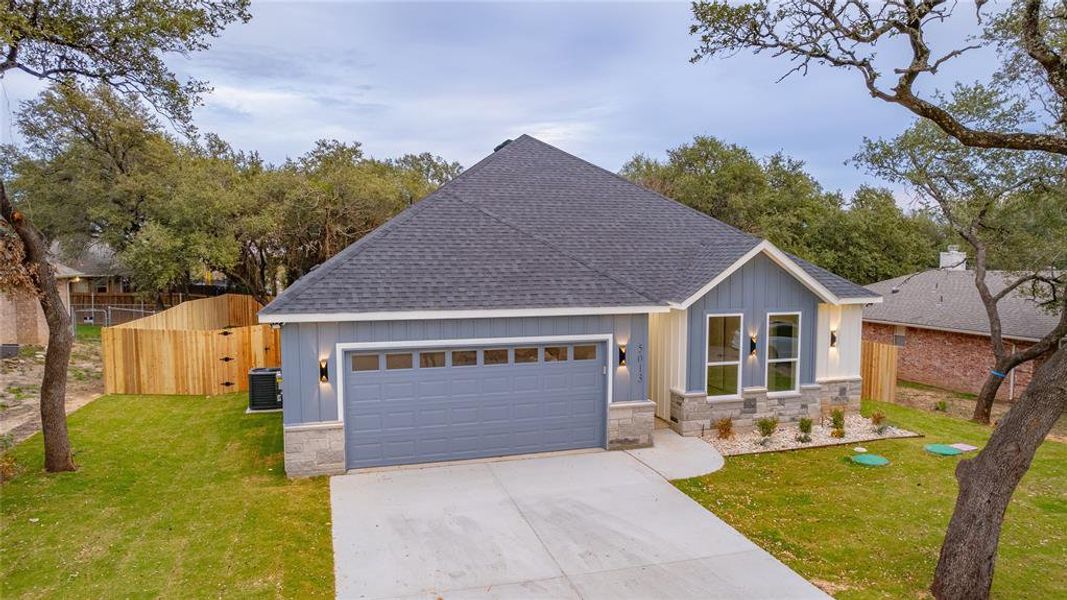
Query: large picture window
706,314,743,398
766,312,800,394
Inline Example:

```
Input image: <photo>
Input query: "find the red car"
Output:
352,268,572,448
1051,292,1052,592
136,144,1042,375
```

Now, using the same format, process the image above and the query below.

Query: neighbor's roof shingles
263,135,875,316
863,270,1062,341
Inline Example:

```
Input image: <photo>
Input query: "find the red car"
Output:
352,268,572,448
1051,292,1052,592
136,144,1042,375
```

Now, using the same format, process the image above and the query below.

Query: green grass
75,324,101,342
1,394,334,598
675,400,1066,599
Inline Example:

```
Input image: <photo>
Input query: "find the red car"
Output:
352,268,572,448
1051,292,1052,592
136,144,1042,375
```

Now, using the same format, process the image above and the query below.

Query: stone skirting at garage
607,400,655,449
284,421,346,477
669,377,863,435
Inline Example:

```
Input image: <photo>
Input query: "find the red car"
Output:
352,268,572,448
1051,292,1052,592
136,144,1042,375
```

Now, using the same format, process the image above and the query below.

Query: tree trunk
0,183,77,472
931,347,1067,599
971,357,1011,424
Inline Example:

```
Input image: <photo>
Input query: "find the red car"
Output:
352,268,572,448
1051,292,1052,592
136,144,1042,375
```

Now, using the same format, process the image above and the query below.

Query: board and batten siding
685,253,818,392
816,303,863,380
280,314,648,425
648,309,687,419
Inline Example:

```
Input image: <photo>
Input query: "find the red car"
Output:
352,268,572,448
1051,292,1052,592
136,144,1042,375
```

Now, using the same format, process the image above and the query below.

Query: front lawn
1,394,333,598
676,400,1066,599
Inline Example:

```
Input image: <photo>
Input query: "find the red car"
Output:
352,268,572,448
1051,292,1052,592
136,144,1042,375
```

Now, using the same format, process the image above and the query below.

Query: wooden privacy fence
102,294,280,395
861,340,898,403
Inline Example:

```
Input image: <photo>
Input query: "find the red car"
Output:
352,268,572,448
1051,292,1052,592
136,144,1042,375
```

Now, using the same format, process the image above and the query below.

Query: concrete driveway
330,447,827,599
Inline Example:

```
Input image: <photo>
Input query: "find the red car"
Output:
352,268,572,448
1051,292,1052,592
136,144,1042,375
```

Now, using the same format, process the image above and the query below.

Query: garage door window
544,346,568,362
419,351,445,368
352,354,380,371
386,353,413,370
452,350,477,367
483,348,509,365
514,347,538,363
573,344,597,360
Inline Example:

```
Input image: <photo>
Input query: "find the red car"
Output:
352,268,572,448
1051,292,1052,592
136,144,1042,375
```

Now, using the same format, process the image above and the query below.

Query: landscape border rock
703,414,920,456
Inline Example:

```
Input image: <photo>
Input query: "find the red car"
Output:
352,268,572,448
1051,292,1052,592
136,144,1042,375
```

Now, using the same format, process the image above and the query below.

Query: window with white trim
767,313,800,393
706,314,743,398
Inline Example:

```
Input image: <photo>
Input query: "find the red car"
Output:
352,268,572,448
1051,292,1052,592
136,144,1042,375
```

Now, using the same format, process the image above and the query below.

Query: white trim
705,312,745,400
816,376,862,383
333,335,616,449
259,305,668,324
765,311,802,396
283,421,343,432
675,240,882,309
862,318,1043,343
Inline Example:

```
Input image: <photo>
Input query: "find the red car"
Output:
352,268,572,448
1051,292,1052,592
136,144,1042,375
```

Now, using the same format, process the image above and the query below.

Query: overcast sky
0,1,994,202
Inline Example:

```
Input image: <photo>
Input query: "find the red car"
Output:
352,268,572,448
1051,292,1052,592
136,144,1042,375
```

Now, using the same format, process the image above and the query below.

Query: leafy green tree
689,1,1067,596
0,0,249,473
11,84,177,252
275,142,455,283
620,135,939,284
811,187,942,284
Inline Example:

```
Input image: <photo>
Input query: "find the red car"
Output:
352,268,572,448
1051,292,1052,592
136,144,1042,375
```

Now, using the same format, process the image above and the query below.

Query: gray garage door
343,342,607,469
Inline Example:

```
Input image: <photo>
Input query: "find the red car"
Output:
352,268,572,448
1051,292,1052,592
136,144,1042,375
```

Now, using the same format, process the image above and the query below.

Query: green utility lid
851,454,890,467
925,444,963,456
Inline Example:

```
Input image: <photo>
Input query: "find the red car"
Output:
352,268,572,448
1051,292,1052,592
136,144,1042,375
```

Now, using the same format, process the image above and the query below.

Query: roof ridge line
440,188,665,305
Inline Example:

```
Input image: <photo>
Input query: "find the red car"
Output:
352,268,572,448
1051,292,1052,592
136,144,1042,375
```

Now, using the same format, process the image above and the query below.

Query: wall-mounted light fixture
749,334,758,356
319,358,329,383
618,344,627,366
830,329,838,348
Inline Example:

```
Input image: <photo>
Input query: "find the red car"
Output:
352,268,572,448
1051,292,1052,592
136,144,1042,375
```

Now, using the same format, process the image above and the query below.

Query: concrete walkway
625,428,725,479
330,450,827,599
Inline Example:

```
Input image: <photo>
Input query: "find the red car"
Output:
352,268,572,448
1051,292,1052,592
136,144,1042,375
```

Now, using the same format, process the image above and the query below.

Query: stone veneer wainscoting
669,377,862,436
284,422,346,477
607,400,656,449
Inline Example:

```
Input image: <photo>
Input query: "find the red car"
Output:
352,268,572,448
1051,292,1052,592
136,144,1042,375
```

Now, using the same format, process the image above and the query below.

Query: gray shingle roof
863,270,1062,341
263,135,875,317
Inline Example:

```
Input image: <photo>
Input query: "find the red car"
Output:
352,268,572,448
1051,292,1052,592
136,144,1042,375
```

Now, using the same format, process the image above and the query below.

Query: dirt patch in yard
895,380,1067,444
0,339,103,444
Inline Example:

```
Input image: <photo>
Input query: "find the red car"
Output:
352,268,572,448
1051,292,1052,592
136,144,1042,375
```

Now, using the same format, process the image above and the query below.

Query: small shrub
798,417,813,434
795,432,812,443
756,417,779,438
871,411,888,434
714,417,733,440
934,400,948,412
828,409,846,439
830,409,845,430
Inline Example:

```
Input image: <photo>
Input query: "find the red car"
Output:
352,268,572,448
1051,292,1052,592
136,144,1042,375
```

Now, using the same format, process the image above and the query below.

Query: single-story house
260,135,881,477
0,260,83,346
863,247,1063,401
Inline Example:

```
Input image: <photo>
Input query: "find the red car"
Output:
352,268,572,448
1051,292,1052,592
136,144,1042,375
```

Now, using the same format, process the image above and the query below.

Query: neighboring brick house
0,261,83,346
863,247,1063,401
